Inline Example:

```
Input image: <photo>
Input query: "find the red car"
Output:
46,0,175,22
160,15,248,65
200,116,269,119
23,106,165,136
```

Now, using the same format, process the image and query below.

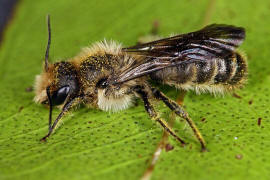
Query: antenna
44,14,51,71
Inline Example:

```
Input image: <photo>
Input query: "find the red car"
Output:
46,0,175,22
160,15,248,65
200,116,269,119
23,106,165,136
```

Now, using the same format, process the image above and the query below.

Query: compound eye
51,86,70,106
96,78,108,89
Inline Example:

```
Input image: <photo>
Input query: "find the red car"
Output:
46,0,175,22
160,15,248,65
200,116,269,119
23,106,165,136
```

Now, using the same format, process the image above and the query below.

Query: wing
114,24,245,84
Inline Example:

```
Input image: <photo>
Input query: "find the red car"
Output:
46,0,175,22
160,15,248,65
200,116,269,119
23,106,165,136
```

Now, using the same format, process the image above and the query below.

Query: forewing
115,24,245,83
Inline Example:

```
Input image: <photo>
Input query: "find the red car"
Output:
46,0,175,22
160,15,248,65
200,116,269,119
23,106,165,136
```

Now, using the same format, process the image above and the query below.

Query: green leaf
1,0,270,180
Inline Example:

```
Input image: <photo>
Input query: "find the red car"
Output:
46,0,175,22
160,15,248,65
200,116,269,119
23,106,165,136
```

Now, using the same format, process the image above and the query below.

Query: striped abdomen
150,52,247,94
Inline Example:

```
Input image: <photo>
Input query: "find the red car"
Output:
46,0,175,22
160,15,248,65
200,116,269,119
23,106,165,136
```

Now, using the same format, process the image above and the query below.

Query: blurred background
0,0,17,43
0,0,270,180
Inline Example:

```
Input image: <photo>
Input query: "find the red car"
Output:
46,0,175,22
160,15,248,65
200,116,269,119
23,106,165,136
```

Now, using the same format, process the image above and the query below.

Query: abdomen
150,52,247,94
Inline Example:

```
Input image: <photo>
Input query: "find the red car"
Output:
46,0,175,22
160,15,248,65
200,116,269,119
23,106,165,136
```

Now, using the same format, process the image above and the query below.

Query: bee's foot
181,142,186,147
201,146,208,152
40,134,50,142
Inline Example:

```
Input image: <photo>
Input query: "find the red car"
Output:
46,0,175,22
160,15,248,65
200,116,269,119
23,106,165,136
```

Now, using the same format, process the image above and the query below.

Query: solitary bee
35,15,246,151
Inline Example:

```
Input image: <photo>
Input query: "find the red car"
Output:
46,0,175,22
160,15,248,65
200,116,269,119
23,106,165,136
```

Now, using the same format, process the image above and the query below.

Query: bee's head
33,15,84,142
34,61,80,106
34,15,79,107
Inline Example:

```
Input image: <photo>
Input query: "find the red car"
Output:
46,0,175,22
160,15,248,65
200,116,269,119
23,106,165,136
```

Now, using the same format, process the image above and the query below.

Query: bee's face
34,61,80,106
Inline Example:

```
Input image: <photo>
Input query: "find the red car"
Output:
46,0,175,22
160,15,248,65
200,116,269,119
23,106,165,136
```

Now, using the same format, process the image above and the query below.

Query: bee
34,15,246,151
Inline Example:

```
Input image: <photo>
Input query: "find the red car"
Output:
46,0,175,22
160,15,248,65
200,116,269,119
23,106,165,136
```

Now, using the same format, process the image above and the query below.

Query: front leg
135,87,185,146
40,95,82,141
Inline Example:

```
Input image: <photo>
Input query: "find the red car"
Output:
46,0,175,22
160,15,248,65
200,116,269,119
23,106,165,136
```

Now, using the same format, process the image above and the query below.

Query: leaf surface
0,0,270,180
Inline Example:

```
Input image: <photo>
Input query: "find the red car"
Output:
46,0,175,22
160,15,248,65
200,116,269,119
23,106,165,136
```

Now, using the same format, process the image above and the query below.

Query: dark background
0,0,18,43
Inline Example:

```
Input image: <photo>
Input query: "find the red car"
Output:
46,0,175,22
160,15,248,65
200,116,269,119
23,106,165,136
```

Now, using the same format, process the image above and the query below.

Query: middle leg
135,87,186,146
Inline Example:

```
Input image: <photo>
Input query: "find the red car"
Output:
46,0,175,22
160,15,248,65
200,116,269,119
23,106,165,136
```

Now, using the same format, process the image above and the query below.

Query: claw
201,146,208,152
40,134,50,142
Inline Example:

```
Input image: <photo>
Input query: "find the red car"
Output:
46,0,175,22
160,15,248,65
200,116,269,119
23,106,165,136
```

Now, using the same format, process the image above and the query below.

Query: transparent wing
115,24,245,83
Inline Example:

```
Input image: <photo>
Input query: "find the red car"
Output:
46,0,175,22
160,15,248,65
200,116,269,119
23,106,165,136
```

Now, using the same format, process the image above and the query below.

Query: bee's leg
137,21,161,44
151,87,207,152
40,96,80,141
135,88,186,146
